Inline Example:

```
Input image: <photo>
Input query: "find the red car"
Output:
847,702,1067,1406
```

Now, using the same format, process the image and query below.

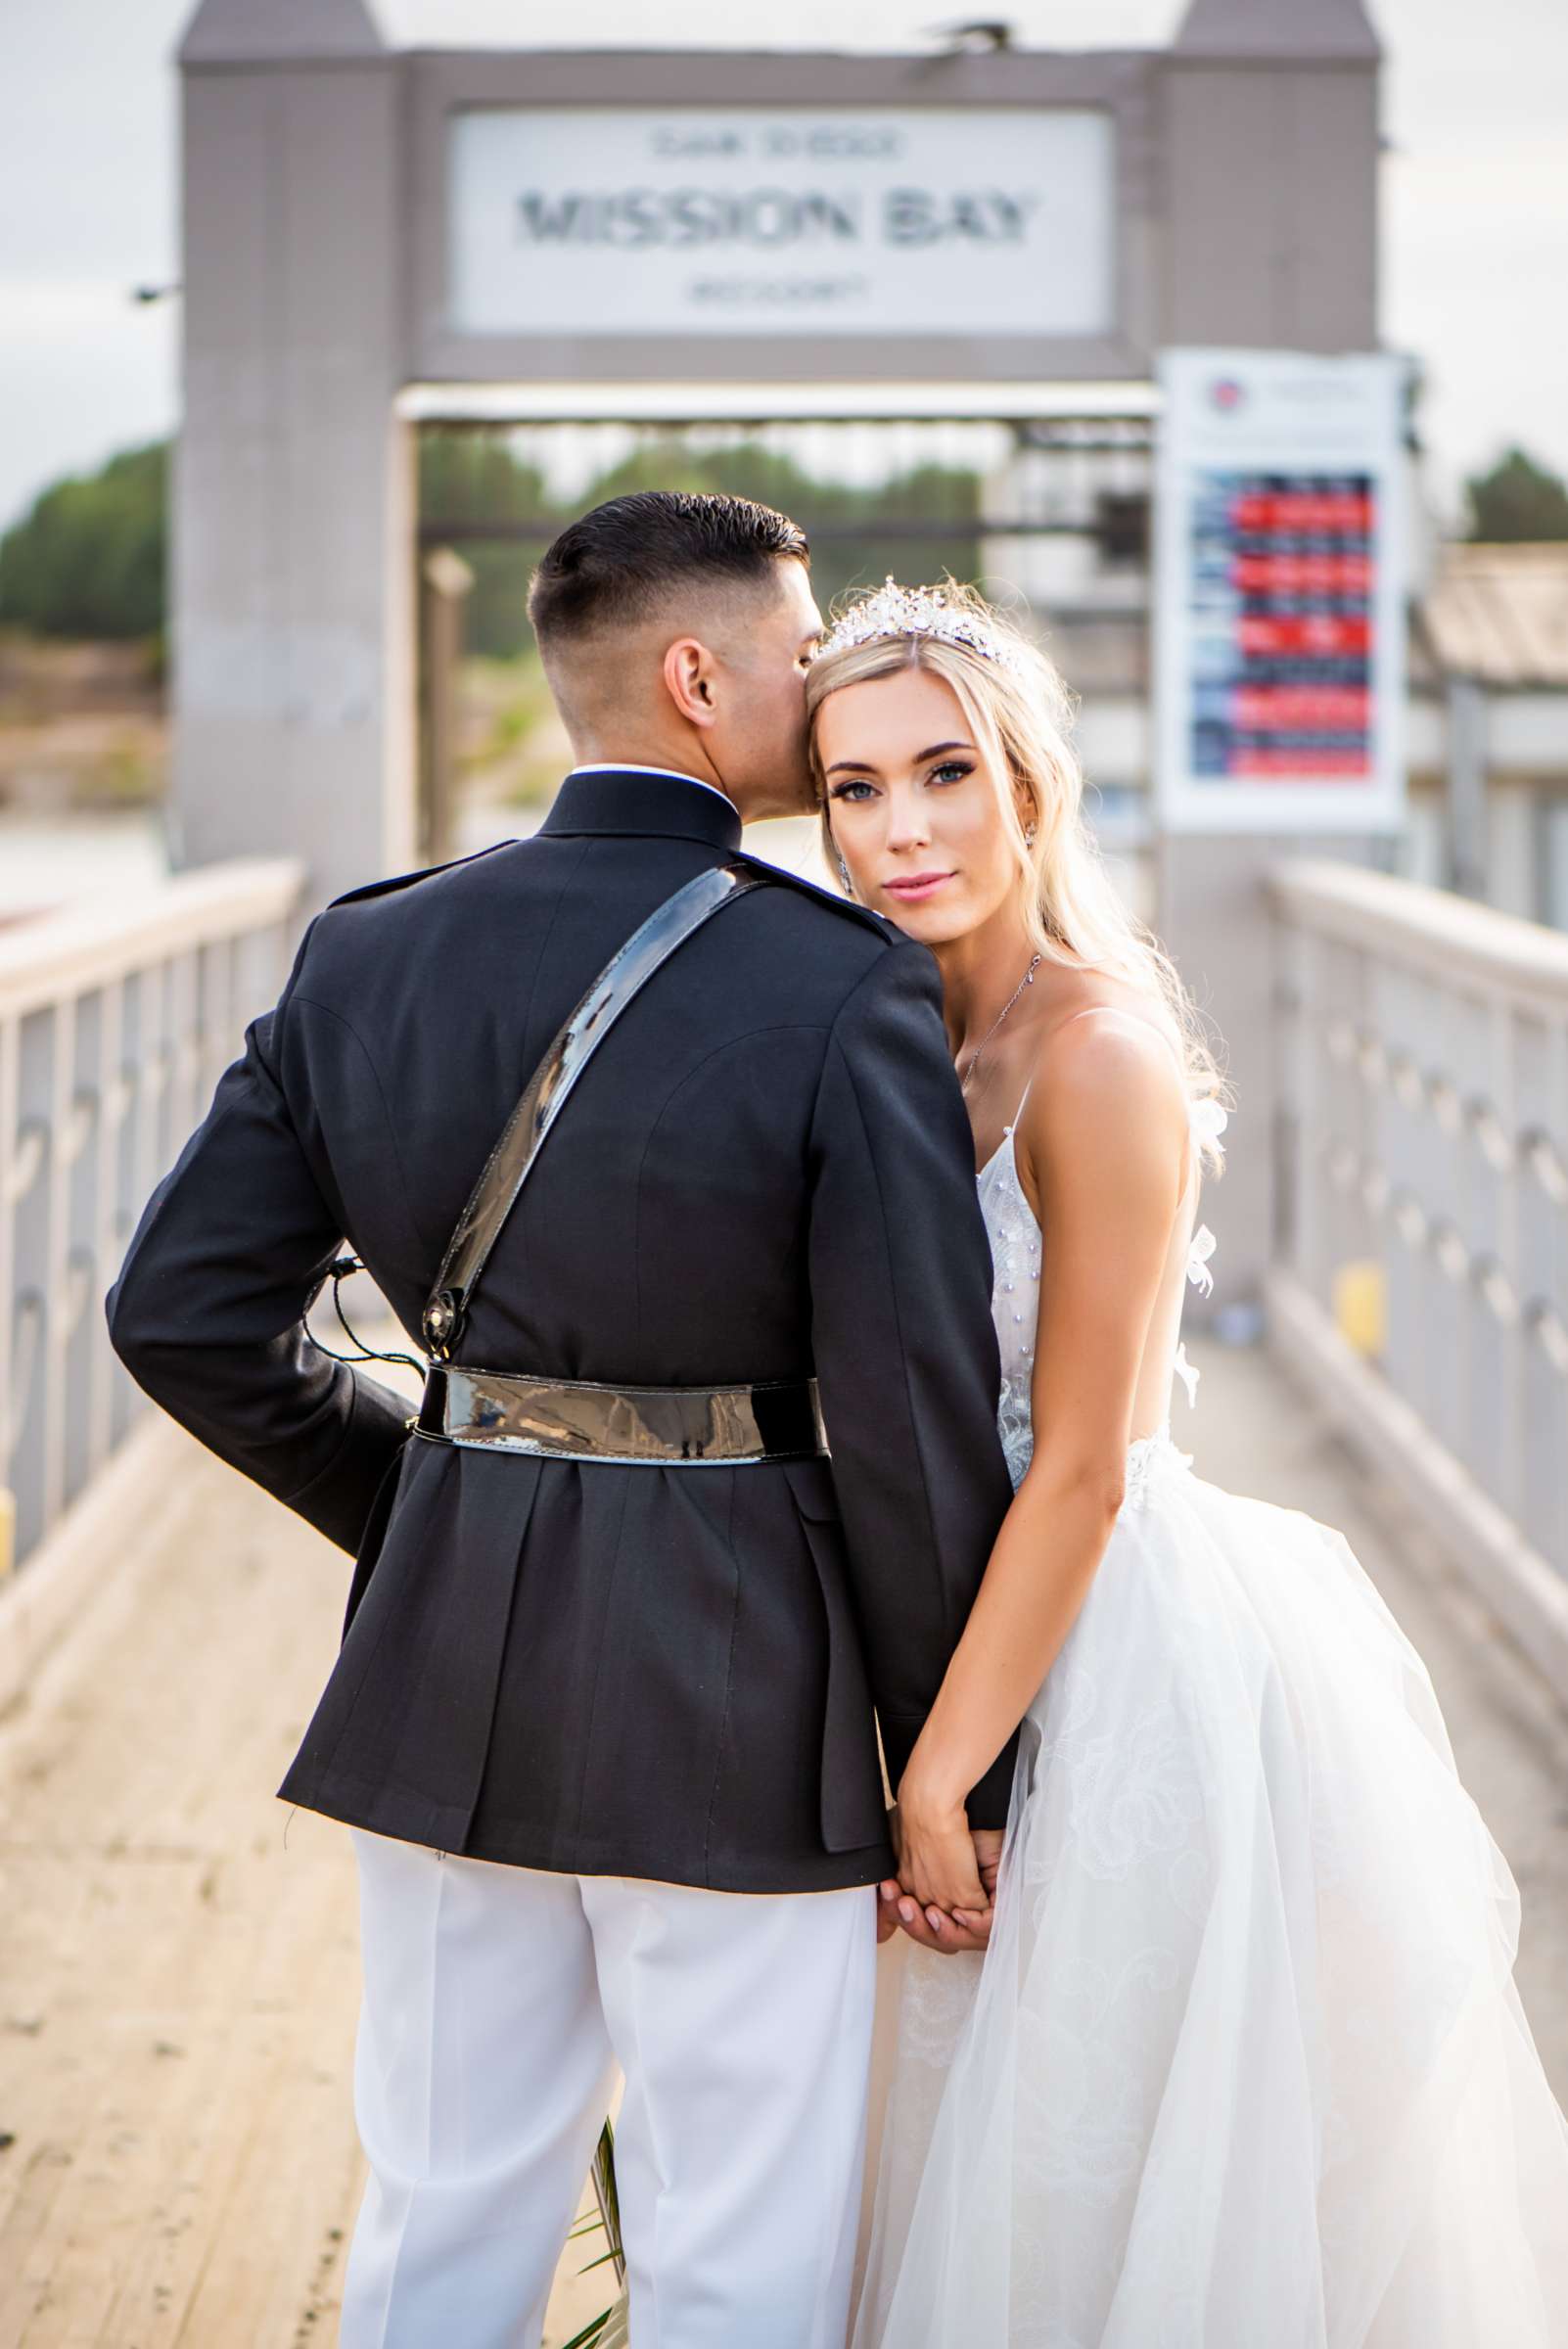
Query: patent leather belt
412,1362,827,1467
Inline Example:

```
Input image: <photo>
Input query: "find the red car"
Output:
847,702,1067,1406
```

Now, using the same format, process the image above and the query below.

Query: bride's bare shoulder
1018,995,1189,1188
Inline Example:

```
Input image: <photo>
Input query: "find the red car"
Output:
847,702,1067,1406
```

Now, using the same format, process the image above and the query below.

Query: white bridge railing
0,859,305,1581
1268,860,1568,1695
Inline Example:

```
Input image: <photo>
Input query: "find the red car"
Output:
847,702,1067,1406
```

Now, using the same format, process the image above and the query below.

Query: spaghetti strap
1000,1077,1034,1138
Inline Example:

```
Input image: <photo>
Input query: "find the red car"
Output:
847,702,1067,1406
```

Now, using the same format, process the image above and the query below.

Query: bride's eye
829,777,877,803
929,761,974,786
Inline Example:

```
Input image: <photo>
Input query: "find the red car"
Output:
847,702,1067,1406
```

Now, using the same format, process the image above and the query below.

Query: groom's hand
972,1826,1002,1902
878,1876,991,1954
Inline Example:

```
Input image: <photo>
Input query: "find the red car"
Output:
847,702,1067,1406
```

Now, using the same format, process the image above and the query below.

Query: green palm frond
560,2306,629,2349
590,2117,624,2281
560,2117,629,2349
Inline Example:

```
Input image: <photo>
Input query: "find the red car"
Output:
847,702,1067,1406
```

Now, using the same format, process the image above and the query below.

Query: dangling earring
1023,818,1038,848
836,851,854,898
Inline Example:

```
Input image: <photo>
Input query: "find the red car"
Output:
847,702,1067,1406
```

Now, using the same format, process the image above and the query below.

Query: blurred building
1409,544,1568,924
986,471,1568,932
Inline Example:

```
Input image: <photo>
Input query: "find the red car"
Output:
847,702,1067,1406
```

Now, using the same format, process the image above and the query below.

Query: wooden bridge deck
0,1433,612,2349
3,1338,1566,2345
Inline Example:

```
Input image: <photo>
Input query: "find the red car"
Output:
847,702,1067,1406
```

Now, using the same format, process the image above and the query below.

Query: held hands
877,1783,1003,1956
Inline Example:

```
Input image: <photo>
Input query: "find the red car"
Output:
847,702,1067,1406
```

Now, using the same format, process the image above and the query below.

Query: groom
107,490,1014,2345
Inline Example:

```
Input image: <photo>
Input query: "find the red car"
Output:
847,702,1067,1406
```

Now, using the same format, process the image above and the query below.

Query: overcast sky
0,0,1564,533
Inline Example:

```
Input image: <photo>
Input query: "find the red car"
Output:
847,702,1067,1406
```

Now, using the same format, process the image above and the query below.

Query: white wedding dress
852,1093,1568,2348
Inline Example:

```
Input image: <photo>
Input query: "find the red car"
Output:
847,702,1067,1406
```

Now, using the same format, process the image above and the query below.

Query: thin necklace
958,953,1043,1094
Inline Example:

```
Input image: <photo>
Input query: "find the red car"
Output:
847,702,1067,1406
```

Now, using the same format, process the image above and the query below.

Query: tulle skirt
851,1432,1568,2348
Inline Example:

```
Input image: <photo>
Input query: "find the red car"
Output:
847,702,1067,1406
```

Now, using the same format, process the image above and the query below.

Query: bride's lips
881,871,955,904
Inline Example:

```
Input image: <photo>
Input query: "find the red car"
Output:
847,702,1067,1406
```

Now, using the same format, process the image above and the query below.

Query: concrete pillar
1445,675,1489,899
419,550,474,868
174,0,415,913
1155,0,1385,1321
1161,0,1379,353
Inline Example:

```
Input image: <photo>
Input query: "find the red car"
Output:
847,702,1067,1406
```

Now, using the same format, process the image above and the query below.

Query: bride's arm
895,1012,1190,1920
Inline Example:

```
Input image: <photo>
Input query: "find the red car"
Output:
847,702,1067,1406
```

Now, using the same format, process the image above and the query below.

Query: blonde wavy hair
805,580,1229,1173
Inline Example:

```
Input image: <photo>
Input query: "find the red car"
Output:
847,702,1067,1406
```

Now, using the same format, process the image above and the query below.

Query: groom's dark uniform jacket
107,770,1016,1892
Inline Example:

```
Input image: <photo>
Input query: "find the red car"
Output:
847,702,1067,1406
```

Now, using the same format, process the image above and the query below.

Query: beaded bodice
978,1094,1226,1502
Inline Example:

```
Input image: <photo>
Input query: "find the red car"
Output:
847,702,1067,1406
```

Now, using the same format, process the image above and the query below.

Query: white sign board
1154,349,1407,834
448,108,1114,340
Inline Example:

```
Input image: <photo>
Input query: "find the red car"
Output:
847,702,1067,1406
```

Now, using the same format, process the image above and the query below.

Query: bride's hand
880,1803,992,1955
894,1772,989,1921
934,1825,1003,1940
879,1805,993,1954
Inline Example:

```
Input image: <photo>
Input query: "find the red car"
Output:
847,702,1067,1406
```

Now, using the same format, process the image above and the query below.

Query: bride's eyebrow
824,740,976,777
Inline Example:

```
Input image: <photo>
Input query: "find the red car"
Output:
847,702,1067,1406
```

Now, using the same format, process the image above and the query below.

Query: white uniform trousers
340,1828,876,2349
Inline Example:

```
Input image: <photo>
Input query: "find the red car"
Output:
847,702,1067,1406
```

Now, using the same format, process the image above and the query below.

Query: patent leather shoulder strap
422,859,771,1358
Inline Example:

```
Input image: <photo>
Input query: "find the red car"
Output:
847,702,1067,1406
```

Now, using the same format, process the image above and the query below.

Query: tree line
2,432,1566,648
417,429,988,658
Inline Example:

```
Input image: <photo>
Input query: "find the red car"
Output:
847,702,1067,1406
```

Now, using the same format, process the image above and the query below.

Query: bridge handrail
0,858,305,1020
1268,857,1568,1008
1,855,307,1583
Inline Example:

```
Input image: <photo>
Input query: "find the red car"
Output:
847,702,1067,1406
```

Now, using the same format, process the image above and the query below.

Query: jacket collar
539,767,744,853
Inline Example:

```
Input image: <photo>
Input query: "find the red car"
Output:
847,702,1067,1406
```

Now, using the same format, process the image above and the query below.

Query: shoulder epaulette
327,839,513,910
734,852,893,940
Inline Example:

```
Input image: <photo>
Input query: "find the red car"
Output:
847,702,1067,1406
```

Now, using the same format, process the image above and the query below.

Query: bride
804,579,1568,2347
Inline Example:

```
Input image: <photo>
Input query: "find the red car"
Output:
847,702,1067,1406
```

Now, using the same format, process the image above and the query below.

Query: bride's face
815,665,1020,947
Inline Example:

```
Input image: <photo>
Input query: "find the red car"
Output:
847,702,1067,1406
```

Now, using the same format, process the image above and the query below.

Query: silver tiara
810,578,1028,675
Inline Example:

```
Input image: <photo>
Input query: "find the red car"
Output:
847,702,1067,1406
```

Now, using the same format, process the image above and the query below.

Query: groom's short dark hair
529,489,809,650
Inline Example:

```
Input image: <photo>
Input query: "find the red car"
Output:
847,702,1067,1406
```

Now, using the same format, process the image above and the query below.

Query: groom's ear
662,636,719,731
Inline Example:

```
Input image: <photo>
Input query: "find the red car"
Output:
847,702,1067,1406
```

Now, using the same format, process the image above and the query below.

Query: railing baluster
1545,1025,1568,1575
1490,1001,1525,1527
89,978,126,1486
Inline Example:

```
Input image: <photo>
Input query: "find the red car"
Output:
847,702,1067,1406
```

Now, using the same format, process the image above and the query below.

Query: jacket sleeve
807,939,1018,1827
105,921,410,1555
